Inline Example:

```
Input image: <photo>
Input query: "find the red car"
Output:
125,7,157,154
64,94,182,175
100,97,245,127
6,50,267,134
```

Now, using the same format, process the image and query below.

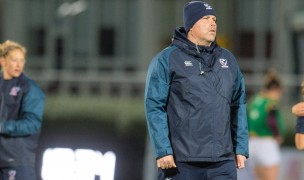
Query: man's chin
13,74,22,78
207,39,215,44
207,37,216,43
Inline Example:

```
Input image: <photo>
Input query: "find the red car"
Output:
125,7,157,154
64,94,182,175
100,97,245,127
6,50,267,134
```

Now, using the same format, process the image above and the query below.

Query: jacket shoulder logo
219,58,229,68
9,86,21,96
184,61,193,66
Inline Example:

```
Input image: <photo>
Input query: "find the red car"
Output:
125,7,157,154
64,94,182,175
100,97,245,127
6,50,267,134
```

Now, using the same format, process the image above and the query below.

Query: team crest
219,58,229,68
9,86,21,96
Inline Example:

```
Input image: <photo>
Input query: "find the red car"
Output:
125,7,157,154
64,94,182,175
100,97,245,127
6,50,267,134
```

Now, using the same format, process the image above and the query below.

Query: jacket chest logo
184,61,193,66
9,86,21,96
219,58,229,68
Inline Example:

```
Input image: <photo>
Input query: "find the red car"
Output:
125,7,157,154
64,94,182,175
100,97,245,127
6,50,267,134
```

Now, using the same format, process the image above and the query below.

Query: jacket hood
171,27,218,57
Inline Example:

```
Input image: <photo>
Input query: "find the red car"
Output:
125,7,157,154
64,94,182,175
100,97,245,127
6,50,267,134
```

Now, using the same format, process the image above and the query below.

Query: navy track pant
158,160,237,180
0,166,36,180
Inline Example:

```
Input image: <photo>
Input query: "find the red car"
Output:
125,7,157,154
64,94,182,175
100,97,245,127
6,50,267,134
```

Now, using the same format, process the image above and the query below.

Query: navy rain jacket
0,73,45,167
145,27,248,162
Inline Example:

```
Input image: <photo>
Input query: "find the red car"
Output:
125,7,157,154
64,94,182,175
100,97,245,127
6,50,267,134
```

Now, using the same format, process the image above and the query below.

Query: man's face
191,15,217,46
2,49,26,79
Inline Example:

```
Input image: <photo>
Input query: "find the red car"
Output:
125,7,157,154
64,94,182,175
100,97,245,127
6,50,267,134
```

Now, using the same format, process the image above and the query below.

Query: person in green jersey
247,68,286,180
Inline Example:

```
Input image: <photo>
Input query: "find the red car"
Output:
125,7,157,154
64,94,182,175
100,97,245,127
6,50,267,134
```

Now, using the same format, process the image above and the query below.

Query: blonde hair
0,40,26,58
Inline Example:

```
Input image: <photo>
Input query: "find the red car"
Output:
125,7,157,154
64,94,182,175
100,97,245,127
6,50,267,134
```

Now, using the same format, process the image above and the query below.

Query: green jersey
247,93,286,137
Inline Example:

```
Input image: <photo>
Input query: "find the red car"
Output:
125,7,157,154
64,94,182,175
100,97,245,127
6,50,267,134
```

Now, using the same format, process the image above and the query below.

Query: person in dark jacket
0,40,45,180
144,1,249,179
292,80,304,150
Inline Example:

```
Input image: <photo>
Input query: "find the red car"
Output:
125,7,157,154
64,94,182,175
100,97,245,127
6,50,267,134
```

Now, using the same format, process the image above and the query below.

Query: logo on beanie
203,3,213,10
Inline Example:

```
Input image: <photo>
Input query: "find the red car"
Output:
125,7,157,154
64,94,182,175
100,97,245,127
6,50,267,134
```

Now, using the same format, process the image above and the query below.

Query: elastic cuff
155,148,173,159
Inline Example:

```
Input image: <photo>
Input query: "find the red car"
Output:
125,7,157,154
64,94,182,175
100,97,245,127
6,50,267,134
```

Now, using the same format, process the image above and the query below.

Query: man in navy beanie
145,1,248,179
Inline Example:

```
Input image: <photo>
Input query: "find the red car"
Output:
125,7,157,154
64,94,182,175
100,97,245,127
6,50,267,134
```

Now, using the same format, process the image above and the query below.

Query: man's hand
157,155,177,169
292,102,304,116
235,155,246,169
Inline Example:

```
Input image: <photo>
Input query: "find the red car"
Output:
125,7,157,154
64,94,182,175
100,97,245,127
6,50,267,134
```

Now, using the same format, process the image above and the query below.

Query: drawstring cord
195,43,204,75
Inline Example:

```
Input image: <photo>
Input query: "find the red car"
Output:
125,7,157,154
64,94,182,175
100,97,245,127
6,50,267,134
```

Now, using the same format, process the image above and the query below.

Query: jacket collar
171,27,218,57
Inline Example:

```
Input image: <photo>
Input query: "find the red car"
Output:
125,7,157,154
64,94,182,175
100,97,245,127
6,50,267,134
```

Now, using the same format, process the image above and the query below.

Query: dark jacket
145,27,248,162
0,73,45,167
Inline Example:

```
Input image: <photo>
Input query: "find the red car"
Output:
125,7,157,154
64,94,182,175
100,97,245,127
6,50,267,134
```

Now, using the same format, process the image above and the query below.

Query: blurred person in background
292,81,304,150
247,68,286,180
0,40,45,180
144,1,248,179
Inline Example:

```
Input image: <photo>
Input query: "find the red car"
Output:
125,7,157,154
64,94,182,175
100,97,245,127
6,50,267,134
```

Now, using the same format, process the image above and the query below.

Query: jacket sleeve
230,67,249,158
144,50,173,159
0,81,45,136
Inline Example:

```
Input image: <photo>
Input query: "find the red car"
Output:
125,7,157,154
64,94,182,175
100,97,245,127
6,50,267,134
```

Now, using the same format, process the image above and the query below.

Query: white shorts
248,137,281,167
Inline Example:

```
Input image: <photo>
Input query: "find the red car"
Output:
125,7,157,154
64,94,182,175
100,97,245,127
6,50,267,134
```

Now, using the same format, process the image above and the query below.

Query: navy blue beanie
183,1,216,32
